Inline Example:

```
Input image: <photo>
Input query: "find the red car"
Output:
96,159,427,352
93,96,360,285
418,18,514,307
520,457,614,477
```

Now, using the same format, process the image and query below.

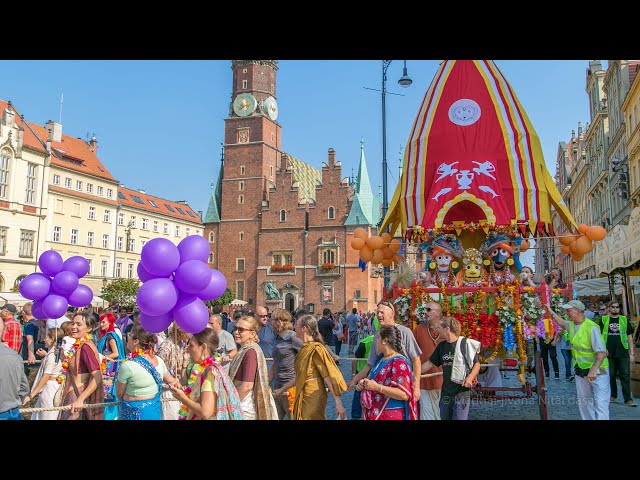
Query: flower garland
287,387,296,413
56,335,91,384
178,356,216,420
127,348,154,359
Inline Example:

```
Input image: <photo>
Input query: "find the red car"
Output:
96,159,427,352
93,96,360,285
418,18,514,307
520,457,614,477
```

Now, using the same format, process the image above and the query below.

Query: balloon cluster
19,251,93,319
136,236,226,335
350,227,403,266
558,224,606,262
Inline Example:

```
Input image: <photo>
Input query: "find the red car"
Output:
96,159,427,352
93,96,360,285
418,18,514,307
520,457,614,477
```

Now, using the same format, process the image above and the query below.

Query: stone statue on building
264,281,281,300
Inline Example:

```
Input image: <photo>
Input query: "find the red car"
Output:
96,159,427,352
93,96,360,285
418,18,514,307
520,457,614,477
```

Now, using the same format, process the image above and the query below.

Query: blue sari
120,356,163,420
96,331,126,420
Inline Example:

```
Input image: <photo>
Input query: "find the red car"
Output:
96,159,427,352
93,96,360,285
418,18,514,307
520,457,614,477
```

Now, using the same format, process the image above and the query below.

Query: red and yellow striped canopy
381,60,578,238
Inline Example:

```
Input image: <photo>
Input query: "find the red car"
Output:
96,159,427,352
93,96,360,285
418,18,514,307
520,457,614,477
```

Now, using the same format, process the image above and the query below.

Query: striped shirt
1,317,22,353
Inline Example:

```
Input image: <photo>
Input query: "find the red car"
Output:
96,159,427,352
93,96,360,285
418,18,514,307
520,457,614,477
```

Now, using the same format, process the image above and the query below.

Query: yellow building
2,102,203,297
623,64,640,208
0,101,50,291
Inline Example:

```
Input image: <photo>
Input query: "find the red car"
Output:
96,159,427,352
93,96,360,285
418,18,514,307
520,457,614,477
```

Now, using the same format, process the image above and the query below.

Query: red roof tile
1,99,116,182
118,187,202,224
629,62,640,91
49,185,119,206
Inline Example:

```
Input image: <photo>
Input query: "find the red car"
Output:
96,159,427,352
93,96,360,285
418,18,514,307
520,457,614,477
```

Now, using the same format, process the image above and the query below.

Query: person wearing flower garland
420,316,481,420
96,312,126,420
169,328,244,420
156,323,190,420
23,328,63,420
275,314,347,420
58,312,104,420
228,315,278,420
116,325,179,420
356,325,418,420
412,301,444,420
270,308,303,419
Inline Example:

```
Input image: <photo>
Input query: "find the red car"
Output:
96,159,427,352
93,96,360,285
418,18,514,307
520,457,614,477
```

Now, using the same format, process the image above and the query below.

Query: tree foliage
101,278,141,309
205,287,235,309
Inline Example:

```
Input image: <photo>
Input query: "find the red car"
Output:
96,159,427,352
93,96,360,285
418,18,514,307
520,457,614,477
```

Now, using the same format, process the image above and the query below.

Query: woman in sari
58,312,104,420
275,314,347,420
96,312,126,420
356,325,418,420
169,328,244,420
23,328,63,420
156,323,190,420
116,324,178,420
228,315,277,420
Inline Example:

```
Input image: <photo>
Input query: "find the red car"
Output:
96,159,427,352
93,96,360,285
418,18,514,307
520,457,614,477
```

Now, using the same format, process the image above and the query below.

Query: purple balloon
31,299,47,320
136,262,164,283
173,294,209,334
42,294,68,319
19,273,52,300
197,268,227,301
67,284,94,308
63,256,90,278
139,311,173,334
141,238,180,277
173,260,212,294
178,235,210,264
52,271,79,295
38,250,64,277
136,278,178,316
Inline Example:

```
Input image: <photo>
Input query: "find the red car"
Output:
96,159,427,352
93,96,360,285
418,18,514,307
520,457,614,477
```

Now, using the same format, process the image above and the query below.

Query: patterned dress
361,354,418,420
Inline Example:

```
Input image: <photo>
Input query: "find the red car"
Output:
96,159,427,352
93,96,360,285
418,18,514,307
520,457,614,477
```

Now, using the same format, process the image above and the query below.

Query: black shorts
349,333,358,346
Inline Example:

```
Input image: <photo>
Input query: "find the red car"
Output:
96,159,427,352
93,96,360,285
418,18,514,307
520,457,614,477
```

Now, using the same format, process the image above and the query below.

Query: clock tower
219,60,282,307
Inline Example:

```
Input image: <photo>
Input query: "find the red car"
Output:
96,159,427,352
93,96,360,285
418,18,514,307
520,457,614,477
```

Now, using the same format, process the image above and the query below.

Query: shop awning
595,206,640,275
573,276,640,297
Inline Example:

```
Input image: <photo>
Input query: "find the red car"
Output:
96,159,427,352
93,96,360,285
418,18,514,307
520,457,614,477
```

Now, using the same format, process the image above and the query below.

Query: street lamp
381,60,412,287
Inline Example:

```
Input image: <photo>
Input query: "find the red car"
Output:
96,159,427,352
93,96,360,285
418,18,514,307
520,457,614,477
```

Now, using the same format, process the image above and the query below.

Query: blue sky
0,60,597,267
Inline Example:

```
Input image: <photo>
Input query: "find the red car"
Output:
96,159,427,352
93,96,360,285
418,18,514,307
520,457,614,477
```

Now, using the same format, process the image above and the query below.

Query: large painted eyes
500,249,508,256
491,249,499,257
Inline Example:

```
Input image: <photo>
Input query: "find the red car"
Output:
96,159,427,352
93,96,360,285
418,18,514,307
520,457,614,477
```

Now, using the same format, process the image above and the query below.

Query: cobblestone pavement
322,350,640,420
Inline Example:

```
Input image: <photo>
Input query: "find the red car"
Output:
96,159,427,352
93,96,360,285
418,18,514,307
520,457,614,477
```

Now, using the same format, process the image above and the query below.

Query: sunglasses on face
611,306,620,309
233,326,253,333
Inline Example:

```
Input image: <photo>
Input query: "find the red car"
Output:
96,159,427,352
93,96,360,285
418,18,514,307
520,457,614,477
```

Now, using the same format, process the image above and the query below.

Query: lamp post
381,60,412,287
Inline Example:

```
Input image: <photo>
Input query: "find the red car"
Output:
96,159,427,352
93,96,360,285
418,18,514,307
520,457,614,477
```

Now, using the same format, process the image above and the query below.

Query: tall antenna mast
59,93,64,124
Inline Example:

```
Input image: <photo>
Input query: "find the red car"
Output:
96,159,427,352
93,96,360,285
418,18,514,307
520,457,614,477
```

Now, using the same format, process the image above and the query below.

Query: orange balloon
372,248,385,265
586,225,607,241
353,227,368,240
559,235,576,246
382,247,394,259
351,238,365,250
381,257,393,267
359,246,373,263
560,245,571,254
519,239,530,252
392,253,404,264
578,224,589,234
574,235,593,255
380,232,392,245
366,235,384,250
568,239,578,254
571,253,584,262
389,239,402,253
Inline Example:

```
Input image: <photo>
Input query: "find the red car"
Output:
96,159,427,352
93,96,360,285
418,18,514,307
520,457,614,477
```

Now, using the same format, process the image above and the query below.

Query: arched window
208,253,214,263
209,232,214,243
279,209,286,222
327,206,335,220
323,250,336,264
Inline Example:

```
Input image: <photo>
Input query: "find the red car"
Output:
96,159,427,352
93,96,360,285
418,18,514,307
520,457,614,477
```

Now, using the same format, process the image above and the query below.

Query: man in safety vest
544,299,610,420
598,302,636,407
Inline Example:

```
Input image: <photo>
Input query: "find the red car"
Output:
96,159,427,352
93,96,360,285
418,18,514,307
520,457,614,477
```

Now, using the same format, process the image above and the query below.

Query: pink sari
361,355,418,420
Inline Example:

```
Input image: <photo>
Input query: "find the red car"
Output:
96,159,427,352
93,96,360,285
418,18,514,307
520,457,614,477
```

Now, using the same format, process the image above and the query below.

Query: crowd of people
0,266,638,420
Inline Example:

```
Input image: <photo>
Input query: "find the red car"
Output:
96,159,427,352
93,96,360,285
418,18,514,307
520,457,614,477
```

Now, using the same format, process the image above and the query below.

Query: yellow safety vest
601,315,629,350
568,319,608,370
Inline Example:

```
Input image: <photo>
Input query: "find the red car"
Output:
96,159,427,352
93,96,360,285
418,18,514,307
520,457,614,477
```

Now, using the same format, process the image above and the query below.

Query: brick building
204,60,383,313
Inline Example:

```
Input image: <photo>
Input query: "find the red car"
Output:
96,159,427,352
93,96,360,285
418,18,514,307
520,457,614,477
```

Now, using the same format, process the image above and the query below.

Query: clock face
263,96,278,121
233,93,257,117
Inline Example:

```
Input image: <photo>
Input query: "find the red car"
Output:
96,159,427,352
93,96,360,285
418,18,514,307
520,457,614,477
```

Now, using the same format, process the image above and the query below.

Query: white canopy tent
230,299,247,307
573,276,640,297
0,292,31,307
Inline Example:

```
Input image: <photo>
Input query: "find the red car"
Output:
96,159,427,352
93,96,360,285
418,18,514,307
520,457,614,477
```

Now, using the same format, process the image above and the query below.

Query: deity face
436,253,453,272
490,247,511,271
464,263,482,281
